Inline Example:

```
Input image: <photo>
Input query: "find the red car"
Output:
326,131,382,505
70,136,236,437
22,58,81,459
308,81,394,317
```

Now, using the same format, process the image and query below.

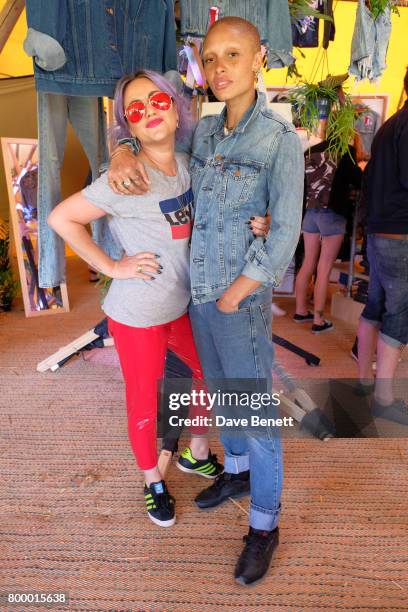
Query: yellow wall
0,2,407,112
0,4,32,78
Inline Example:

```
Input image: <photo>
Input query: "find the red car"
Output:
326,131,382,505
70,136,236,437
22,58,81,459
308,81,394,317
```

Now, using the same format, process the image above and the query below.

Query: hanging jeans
37,92,119,288
349,0,392,83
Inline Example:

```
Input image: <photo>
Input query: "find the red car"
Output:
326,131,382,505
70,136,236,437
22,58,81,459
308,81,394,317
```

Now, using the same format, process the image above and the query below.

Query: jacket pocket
223,161,261,203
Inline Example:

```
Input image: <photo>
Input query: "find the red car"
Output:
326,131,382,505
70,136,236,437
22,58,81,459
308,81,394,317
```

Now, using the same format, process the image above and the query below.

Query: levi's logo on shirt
159,187,193,239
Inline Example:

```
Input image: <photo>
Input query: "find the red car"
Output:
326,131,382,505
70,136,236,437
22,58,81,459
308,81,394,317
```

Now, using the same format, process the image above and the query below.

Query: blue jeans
37,92,120,288
349,0,391,82
361,235,408,347
189,288,282,530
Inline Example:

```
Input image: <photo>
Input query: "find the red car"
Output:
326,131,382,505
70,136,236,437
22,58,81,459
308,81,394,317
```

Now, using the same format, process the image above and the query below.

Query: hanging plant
368,0,399,20
289,75,360,161
0,219,18,312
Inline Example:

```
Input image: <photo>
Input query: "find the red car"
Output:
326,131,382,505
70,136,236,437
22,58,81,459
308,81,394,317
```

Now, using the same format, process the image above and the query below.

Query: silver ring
122,179,131,188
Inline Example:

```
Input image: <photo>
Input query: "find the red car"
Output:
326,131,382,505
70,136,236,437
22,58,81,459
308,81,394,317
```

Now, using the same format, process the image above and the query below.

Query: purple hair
110,70,195,148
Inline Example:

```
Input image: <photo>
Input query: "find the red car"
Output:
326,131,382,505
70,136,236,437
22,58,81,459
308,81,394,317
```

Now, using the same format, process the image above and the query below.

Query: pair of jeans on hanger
349,0,392,83
37,93,120,288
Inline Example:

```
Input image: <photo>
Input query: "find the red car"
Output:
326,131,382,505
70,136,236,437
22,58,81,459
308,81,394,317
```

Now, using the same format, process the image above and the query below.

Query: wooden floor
0,256,407,612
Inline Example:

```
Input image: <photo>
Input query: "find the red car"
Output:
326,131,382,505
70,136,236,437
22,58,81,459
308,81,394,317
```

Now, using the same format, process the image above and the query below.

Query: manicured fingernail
155,254,161,258
245,221,252,225
157,270,162,274
250,216,255,220
158,265,163,270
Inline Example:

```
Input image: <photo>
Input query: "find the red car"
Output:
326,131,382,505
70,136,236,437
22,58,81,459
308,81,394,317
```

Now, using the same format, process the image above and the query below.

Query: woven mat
1,257,407,611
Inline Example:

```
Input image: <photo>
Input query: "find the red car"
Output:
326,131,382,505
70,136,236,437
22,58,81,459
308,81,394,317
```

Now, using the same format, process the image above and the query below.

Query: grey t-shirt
82,153,193,327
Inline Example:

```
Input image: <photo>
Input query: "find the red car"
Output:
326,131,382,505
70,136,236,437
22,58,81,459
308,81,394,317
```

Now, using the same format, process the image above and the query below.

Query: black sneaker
177,447,224,479
194,471,250,509
371,398,408,426
234,526,279,585
293,311,314,323
312,320,333,334
144,480,175,527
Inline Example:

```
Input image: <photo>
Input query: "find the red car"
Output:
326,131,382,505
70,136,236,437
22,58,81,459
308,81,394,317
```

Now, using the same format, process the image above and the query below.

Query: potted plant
289,74,361,160
0,219,18,312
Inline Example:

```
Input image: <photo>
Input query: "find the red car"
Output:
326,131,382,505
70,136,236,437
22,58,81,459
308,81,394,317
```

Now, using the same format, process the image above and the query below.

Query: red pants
108,313,206,470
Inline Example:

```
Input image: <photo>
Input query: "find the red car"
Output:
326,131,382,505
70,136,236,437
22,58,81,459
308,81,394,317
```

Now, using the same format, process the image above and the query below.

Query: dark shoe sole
235,573,268,586
312,323,334,334
176,462,221,479
195,487,250,509
293,313,314,323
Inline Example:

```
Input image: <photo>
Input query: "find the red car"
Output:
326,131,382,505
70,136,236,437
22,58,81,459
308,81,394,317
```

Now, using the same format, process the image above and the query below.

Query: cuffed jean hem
224,452,250,474
250,502,280,531
379,332,404,349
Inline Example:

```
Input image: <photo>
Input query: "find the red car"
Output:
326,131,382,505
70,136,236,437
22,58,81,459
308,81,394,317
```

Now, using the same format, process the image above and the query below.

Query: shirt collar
209,91,267,136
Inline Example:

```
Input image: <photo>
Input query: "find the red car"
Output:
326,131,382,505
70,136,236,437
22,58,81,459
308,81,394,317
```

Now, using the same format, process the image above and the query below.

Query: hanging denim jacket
349,0,392,83
24,0,177,97
179,0,294,69
189,91,304,304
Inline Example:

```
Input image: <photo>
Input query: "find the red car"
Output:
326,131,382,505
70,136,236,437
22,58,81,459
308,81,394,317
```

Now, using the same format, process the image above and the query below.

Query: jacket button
106,7,114,15
193,258,203,263
215,154,223,161
110,43,117,51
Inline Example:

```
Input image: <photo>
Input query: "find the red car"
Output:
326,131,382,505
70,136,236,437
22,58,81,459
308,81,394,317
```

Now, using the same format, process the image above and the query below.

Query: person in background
108,17,304,585
357,67,408,420
293,136,363,333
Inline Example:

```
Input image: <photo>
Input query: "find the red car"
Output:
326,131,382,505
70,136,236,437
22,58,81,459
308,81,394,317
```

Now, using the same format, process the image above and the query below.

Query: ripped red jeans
108,313,207,470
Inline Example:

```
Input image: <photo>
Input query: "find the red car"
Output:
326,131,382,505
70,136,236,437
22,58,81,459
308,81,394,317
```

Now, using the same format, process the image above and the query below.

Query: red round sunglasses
124,91,173,123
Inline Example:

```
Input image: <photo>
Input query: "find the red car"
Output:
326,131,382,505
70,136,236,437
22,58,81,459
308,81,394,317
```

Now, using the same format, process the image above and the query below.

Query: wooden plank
0,0,25,54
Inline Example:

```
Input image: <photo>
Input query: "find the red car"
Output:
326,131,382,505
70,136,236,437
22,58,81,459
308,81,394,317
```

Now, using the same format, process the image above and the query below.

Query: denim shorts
302,208,347,236
361,235,408,347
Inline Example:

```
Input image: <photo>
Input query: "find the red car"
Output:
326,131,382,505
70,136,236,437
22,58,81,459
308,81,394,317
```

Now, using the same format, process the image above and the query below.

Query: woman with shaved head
108,17,304,585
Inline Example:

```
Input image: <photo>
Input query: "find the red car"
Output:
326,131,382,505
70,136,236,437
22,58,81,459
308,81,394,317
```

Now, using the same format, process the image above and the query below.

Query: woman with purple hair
47,70,225,528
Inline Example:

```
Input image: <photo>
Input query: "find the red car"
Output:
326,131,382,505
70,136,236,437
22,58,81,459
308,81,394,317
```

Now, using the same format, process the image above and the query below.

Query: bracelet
110,144,134,160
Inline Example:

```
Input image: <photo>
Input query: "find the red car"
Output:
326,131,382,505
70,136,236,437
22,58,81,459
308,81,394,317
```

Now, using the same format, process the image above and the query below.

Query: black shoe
234,526,279,585
144,480,175,527
312,320,333,334
194,471,250,509
293,311,314,323
371,398,408,426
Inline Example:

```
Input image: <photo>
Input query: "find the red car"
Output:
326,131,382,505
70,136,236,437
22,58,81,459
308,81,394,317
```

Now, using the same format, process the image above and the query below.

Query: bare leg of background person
313,234,344,325
374,337,402,405
295,232,320,315
357,318,378,383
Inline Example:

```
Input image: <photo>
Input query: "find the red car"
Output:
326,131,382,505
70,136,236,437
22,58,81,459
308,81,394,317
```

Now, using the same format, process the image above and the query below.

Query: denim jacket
24,0,177,97
189,91,304,305
179,0,294,69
